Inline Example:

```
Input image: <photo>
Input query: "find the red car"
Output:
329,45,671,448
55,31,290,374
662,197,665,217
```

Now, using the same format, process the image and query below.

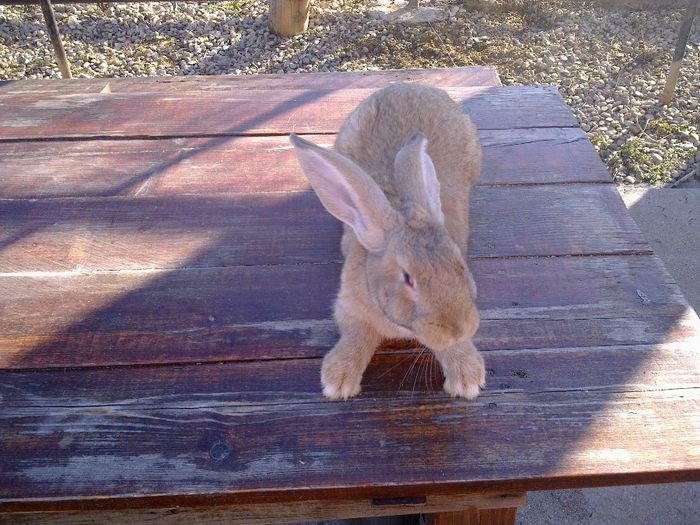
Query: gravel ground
1,0,698,185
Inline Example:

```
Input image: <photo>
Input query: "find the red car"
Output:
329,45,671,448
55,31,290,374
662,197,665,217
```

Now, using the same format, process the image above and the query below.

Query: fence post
660,0,698,104
269,0,310,36
39,0,72,79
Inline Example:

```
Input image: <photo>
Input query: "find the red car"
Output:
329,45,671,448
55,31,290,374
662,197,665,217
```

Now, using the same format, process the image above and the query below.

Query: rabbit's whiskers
411,351,426,397
399,347,425,393
376,351,413,379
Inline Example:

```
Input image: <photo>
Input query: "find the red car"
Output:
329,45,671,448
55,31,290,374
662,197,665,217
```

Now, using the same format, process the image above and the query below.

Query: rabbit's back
335,83,481,247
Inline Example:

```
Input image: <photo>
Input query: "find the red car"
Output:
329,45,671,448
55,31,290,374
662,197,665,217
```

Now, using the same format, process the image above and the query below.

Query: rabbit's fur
290,83,484,400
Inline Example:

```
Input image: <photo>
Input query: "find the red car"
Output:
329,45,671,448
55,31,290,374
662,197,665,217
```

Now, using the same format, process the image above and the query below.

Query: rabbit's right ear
290,134,399,253
393,132,445,224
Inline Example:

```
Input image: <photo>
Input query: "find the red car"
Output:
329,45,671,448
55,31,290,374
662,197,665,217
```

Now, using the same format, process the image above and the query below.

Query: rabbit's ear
290,134,398,253
394,132,445,225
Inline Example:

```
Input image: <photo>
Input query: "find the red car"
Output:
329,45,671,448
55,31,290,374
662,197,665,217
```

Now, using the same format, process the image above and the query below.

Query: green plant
589,133,611,151
211,1,248,17
646,117,681,137
617,136,650,168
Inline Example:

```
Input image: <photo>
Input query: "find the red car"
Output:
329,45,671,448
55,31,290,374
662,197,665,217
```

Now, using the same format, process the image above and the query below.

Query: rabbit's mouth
420,338,454,353
413,320,470,352
385,316,414,338
377,306,414,339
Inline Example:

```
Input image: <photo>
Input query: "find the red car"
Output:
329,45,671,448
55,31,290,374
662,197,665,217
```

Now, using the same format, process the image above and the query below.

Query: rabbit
290,82,484,401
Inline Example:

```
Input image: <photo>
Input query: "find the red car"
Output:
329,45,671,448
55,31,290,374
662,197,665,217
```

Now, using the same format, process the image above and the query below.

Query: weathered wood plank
0,86,576,141
0,134,319,199
0,128,609,200
0,192,342,272
0,185,648,273
0,351,698,509
1,255,695,369
4,344,700,405
0,492,525,525
479,128,611,185
470,184,647,257
0,67,501,96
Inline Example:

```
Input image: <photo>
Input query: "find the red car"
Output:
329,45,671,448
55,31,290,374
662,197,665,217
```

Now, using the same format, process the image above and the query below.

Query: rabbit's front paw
438,342,485,400
321,348,363,400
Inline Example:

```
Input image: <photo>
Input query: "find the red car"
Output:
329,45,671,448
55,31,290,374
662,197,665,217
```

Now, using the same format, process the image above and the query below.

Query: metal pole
660,0,698,105
39,0,72,79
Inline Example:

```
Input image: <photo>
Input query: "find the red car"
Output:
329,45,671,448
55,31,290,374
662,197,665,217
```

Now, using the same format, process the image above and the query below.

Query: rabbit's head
291,132,479,351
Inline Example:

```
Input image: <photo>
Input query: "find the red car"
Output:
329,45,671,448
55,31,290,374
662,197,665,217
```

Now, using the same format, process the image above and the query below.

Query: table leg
423,493,525,525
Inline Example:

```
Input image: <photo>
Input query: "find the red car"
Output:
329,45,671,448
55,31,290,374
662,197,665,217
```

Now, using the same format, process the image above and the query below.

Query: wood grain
0,86,576,141
0,67,501,95
4,343,700,404
0,128,609,200
2,68,698,520
0,192,341,272
0,351,698,509
268,0,310,36
426,507,519,525
0,185,648,273
1,255,695,369
0,492,524,525
469,184,648,257
479,128,611,185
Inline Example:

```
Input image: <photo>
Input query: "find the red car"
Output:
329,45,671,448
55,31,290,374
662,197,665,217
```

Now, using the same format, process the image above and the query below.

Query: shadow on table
1,85,698,513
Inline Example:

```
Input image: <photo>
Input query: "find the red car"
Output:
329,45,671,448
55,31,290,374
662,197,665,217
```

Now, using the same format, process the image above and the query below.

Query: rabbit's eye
401,270,414,288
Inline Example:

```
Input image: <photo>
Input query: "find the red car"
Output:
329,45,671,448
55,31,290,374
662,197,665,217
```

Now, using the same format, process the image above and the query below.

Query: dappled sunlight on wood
0,136,321,199
549,304,700,478
0,269,157,368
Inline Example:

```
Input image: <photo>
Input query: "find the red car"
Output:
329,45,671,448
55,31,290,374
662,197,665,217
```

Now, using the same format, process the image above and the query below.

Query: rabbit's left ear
394,132,445,225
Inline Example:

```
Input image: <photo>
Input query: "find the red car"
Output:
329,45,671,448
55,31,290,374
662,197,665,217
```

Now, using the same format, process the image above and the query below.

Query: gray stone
519,483,700,525
0,0,698,179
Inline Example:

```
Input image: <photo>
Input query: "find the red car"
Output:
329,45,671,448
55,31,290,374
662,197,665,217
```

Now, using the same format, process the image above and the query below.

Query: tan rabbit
290,82,484,400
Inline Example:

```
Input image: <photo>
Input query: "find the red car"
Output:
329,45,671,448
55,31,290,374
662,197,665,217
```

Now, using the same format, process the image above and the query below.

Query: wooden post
39,0,72,79
268,0,310,36
660,0,698,104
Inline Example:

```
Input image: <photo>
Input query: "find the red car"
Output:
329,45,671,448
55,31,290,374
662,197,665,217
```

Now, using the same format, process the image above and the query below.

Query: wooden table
1,68,698,525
